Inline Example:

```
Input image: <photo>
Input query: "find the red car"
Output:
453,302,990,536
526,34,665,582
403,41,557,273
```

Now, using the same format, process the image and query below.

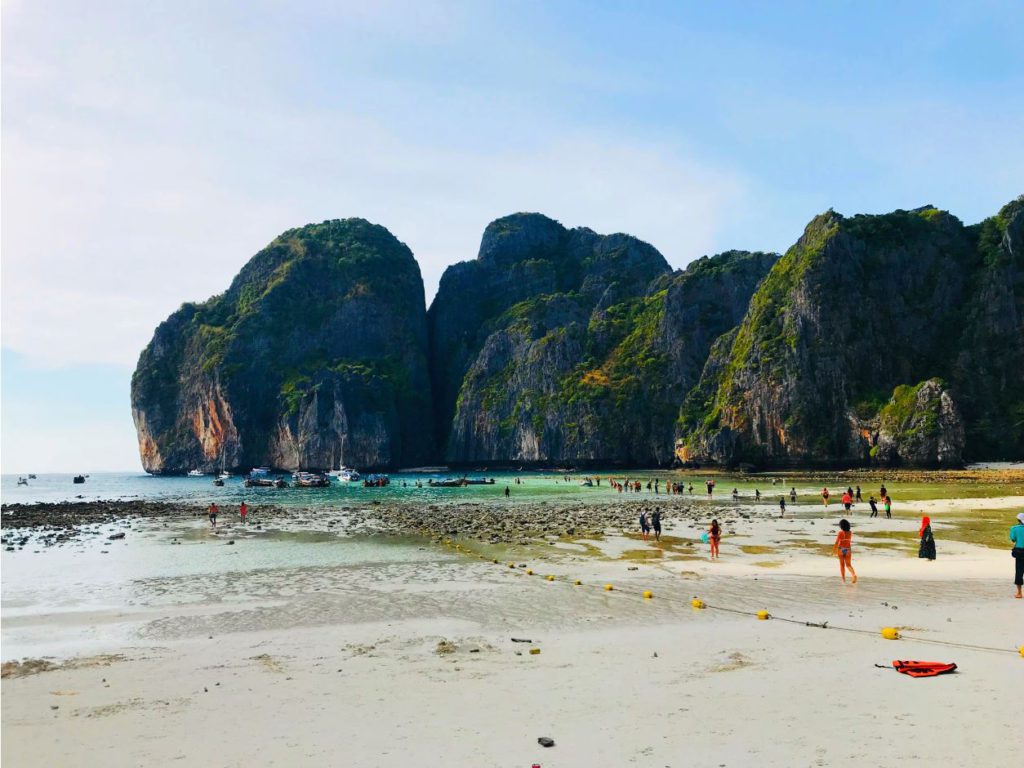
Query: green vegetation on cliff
131,219,434,473
677,198,1023,467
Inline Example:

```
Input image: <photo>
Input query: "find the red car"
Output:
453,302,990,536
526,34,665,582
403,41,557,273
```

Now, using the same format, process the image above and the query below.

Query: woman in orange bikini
708,519,721,559
832,518,857,583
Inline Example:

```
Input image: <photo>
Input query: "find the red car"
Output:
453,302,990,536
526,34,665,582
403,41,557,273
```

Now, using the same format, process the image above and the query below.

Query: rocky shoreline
1,498,721,549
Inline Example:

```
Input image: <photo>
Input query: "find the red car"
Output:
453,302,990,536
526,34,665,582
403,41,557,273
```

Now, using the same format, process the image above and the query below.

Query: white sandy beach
4,496,1024,768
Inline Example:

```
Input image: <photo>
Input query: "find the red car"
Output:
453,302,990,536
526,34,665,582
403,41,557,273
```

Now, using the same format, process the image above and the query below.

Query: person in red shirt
240,501,248,524
842,491,852,512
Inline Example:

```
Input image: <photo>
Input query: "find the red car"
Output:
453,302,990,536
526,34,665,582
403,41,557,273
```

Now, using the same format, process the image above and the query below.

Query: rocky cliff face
131,219,433,473
677,199,1024,467
953,197,1024,459
428,212,777,465
134,199,1022,473
871,379,965,467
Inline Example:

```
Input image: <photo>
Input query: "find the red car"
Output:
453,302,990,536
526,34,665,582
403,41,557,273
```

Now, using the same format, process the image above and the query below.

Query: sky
2,0,1022,472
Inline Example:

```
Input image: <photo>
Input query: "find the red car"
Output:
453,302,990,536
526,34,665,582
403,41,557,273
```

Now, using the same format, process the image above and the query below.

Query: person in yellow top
832,518,857,584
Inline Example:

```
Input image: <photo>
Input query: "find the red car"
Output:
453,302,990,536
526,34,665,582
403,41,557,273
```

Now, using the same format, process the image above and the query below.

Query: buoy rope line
440,541,1022,657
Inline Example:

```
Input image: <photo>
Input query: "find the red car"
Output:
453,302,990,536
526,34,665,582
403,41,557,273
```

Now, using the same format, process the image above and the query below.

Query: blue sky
2,0,1022,472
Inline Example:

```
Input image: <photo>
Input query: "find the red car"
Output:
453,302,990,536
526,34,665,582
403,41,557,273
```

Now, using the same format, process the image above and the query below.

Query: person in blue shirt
1010,512,1024,599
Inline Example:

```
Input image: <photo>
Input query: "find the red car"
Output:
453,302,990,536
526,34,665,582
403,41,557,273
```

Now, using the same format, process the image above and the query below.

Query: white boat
217,471,230,481
187,469,204,477
332,466,361,482
329,438,360,481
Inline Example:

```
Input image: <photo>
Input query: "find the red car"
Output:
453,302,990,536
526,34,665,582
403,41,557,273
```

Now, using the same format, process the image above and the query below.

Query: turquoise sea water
1,469,1018,508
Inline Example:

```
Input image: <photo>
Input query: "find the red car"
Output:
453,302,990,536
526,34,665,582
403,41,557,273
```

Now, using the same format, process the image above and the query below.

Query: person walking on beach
708,519,721,559
755,488,761,500
652,509,662,542
842,490,852,514
868,496,879,518
640,511,651,542
821,487,830,507
884,495,892,519
880,483,888,499
779,496,786,518
918,515,936,561
790,487,797,502
1010,512,1024,598
504,485,510,498
832,519,857,584
208,502,218,528
855,485,862,503
240,501,248,524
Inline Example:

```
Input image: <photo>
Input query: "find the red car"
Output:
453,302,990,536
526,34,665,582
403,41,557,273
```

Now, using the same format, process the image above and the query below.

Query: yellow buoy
691,598,705,609
881,627,900,640
757,610,770,621
1018,644,1023,657
643,590,653,599
529,647,541,655
604,584,614,591
573,579,582,586
525,569,533,575
546,575,555,582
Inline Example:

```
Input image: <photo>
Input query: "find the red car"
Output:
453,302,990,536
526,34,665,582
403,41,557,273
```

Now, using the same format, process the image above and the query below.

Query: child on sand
708,519,721,559
884,495,892,519
779,496,786,517
832,519,857,583
240,501,248,524
208,502,218,528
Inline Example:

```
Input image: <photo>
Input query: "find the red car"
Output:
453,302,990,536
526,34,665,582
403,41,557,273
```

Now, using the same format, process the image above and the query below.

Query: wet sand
2,487,1023,767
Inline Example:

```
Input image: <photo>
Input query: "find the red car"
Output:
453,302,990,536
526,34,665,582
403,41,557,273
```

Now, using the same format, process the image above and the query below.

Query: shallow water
2,469,1018,508
3,469,1020,661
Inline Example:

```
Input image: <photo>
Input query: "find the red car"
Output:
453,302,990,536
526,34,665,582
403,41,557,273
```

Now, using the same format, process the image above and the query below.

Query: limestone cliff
677,198,1024,467
131,219,433,473
428,212,777,465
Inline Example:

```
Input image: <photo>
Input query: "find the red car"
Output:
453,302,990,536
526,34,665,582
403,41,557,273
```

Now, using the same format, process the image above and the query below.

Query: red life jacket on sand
892,660,958,677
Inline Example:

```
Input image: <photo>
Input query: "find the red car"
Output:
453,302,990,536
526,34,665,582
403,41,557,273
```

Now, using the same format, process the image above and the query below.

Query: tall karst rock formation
133,198,1022,473
131,219,434,473
676,197,1024,467
427,212,777,465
